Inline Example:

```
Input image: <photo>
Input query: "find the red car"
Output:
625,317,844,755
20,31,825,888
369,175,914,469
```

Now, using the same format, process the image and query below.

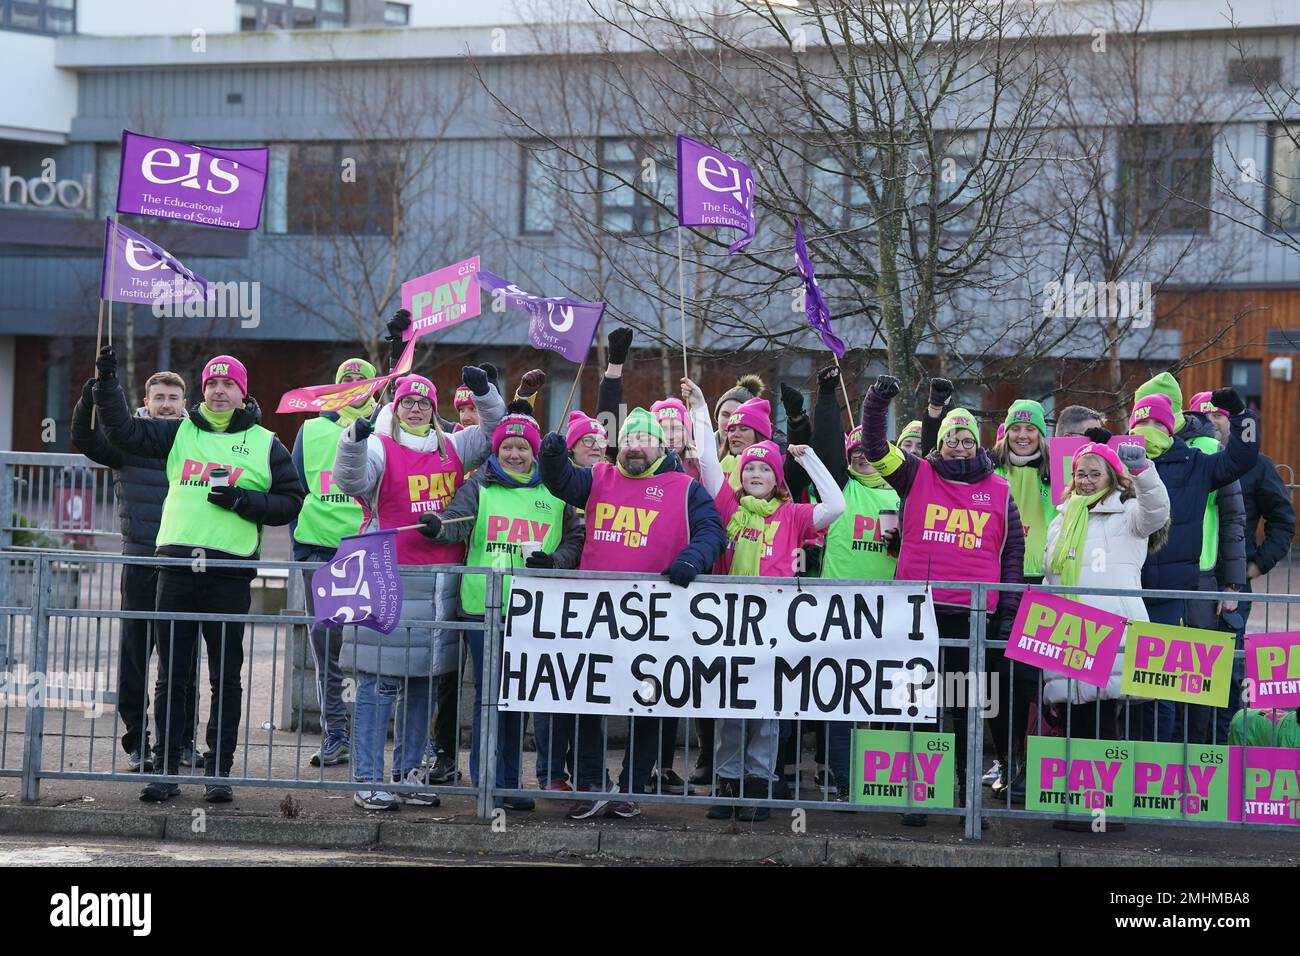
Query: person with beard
73,368,197,774
539,407,725,819
862,375,1025,827
94,350,305,803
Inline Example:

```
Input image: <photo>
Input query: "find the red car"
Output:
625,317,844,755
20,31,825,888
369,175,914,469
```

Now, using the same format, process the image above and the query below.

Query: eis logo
970,491,991,505
141,145,240,195
644,485,665,501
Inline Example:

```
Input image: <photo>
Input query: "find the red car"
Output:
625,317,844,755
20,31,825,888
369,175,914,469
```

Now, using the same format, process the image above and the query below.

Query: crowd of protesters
71,312,1295,823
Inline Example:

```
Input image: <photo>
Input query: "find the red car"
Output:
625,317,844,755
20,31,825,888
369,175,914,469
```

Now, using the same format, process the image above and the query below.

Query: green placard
850,729,955,808
1120,619,1235,707
1131,742,1231,821
1027,736,1134,815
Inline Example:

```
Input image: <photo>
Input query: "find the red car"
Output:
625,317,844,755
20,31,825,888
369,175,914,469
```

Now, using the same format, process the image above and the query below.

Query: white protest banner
501,576,940,722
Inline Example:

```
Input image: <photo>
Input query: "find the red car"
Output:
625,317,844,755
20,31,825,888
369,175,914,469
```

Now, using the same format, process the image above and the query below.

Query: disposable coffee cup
519,542,541,561
209,467,230,489
878,510,899,534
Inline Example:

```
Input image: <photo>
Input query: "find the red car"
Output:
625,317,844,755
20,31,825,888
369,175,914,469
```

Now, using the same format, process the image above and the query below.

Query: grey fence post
20,554,50,803
964,583,988,840
477,568,503,821
279,570,306,732
0,457,14,667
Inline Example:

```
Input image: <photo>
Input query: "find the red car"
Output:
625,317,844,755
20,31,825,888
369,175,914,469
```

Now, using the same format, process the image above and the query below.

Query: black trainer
127,750,154,773
204,783,233,803
140,782,180,802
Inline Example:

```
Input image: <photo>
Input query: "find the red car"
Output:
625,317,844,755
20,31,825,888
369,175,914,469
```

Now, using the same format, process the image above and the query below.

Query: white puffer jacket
1041,466,1170,704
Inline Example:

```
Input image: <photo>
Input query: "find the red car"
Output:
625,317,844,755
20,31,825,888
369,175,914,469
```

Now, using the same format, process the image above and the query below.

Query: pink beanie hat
1187,391,1228,417
726,397,772,440
738,440,785,491
650,398,692,438
565,411,606,449
1072,441,1126,478
1129,394,1176,434
393,374,436,407
454,385,476,410
844,425,864,457
493,414,541,457
202,355,248,398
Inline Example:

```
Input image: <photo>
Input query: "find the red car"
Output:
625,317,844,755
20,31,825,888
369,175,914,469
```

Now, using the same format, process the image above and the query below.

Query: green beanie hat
335,357,378,384
1003,399,1047,439
620,407,665,443
897,420,923,444
937,407,980,446
1135,372,1184,433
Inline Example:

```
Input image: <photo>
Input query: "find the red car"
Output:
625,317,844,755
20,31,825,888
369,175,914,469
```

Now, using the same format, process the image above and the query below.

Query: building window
384,2,409,25
600,139,665,235
1226,359,1262,413
808,151,872,233
1267,122,1300,231
520,146,557,236
238,0,347,31
1117,124,1213,234
1,0,75,35
285,143,399,235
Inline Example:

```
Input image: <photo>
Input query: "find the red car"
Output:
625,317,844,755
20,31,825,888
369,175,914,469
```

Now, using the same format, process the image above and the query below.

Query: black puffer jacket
1181,413,1246,589
71,379,170,556
1239,452,1296,575
94,378,304,568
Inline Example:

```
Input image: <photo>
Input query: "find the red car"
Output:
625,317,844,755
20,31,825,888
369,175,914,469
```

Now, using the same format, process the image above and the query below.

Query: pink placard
1003,587,1127,688
401,256,481,340
1228,746,1300,825
1245,632,1300,709
1048,435,1144,505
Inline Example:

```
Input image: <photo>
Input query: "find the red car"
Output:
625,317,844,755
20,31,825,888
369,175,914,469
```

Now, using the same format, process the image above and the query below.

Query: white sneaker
981,760,1001,787
394,768,441,806
354,789,399,811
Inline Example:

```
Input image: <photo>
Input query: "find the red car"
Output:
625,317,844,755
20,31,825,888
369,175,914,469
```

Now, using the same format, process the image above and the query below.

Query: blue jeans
352,673,432,786
534,712,608,789
467,625,521,789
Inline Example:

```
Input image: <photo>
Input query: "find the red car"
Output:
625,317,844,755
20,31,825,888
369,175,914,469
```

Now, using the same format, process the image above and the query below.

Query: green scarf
1047,488,1109,593
726,495,782,576
847,467,889,489
617,454,666,480
1131,424,1173,459
335,399,376,427
1007,464,1047,577
398,419,432,437
198,403,235,432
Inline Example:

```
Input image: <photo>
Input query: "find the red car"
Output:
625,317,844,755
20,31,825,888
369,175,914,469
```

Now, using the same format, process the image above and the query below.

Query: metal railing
4,549,1299,841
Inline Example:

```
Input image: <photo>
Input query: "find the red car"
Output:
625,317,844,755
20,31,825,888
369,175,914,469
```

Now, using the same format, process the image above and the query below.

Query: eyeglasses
399,397,432,411
578,436,603,448
943,437,977,449
1076,470,1106,482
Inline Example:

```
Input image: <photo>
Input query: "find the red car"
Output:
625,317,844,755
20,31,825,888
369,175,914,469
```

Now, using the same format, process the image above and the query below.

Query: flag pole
106,212,121,347
837,364,854,429
676,225,689,379
559,360,586,423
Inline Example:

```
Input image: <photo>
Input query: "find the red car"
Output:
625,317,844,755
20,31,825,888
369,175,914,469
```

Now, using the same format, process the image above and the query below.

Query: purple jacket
861,389,1025,621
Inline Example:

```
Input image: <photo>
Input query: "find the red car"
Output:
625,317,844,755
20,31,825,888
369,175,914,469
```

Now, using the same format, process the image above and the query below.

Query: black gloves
661,558,701,588
96,346,117,382
525,551,557,569
1083,426,1113,444
506,398,534,416
540,431,566,459
462,365,490,397
386,309,412,341
1211,387,1246,416
351,417,372,443
479,362,500,392
518,369,547,398
928,378,954,408
872,375,900,400
418,513,442,540
207,485,247,513
607,327,634,365
817,365,841,395
779,382,806,420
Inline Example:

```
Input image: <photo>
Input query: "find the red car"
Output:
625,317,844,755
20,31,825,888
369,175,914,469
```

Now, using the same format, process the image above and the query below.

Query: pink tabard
579,463,694,572
714,482,817,576
375,433,467,565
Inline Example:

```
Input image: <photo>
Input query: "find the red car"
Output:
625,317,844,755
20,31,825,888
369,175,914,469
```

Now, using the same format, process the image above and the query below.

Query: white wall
0,32,77,142
76,0,237,36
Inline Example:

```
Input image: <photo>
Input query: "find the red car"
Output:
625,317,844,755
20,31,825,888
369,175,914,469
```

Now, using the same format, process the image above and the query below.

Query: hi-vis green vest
822,479,900,581
157,418,274,557
293,416,364,549
462,481,564,616
1189,434,1220,572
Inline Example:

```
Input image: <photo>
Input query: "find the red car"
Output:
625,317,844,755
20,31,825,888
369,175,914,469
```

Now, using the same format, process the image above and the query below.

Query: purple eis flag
473,270,605,364
116,130,269,230
676,134,756,254
101,218,208,307
311,531,403,635
793,219,845,358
